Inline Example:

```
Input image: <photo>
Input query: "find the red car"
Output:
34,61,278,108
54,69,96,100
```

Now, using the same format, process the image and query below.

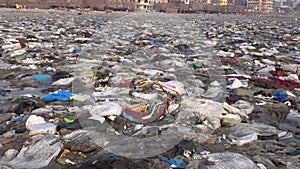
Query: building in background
222,0,228,5
134,0,169,10
273,0,296,13
273,0,283,9
247,0,273,12
87,0,110,10
0,0,283,13
283,0,293,6
234,0,248,6
135,0,151,10
106,0,134,11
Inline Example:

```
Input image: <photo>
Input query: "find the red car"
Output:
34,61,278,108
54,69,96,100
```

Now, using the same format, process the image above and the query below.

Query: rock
233,88,254,96
221,118,239,127
63,130,100,153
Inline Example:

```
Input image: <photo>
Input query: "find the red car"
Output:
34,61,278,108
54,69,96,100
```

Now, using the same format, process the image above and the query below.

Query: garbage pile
0,9,299,169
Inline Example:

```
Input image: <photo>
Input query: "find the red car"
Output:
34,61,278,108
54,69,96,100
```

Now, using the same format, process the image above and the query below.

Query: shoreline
0,7,298,18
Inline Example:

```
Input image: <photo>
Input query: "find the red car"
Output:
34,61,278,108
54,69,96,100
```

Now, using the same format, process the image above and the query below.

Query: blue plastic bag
163,157,187,169
155,39,161,43
179,51,194,56
274,92,288,101
41,90,73,102
95,23,101,29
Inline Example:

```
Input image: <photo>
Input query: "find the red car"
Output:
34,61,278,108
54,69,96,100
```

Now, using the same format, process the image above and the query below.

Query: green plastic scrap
270,140,278,143
64,118,75,123
16,55,27,60
174,155,185,160
192,63,202,68
50,135,63,146
129,72,138,76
